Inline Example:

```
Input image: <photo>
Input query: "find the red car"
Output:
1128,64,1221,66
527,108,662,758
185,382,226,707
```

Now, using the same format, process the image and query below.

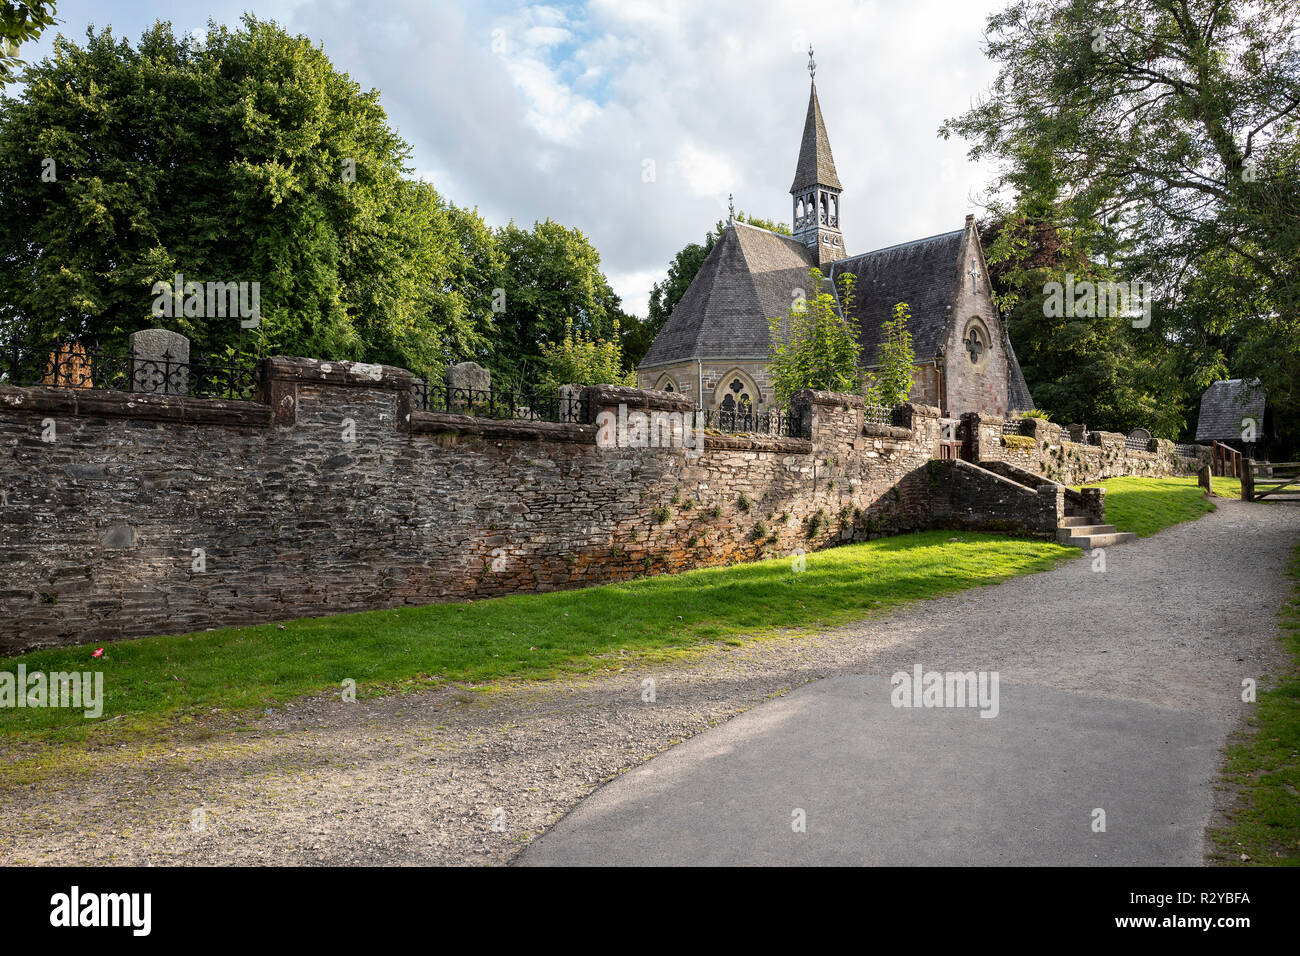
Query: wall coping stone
862,422,912,441
584,384,693,414
411,410,595,444
792,388,864,408
0,384,272,427
260,356,413,390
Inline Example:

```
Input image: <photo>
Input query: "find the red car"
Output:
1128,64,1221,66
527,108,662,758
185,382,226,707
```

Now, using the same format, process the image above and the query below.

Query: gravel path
1,497,1295,866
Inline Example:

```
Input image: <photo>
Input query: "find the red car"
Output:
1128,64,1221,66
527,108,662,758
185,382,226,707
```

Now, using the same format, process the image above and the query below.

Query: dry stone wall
0,357,1203,653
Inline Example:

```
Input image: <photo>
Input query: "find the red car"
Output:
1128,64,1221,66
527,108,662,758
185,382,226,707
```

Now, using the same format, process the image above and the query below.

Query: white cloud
280,0,1008,318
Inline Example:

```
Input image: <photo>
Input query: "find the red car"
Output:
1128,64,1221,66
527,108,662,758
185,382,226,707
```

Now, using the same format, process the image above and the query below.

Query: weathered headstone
130,328,190,395
558,384,584,423
445,361,489,413
1198,463,1213,495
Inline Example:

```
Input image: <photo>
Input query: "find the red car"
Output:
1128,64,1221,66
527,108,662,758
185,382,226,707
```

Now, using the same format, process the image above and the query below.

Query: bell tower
790,46,844,266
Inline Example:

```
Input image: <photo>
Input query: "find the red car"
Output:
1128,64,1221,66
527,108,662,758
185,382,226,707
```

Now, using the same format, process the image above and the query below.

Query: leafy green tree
980,197,1183,436
0,16,492,378
1,1,57,82
767,268,861,403
646,212,791,339
538,317,634,391
864,302,915,407
491,219,623,382
942,0,1300,448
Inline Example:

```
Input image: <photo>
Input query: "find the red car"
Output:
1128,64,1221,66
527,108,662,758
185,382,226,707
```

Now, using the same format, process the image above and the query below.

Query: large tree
490,218,624,382
942,0,1300,448
0,16,494,377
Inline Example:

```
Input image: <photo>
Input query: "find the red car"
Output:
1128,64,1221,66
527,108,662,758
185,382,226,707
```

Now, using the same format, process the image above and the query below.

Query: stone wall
0,360,948,653
0,356,1204,653
964,413,1204,485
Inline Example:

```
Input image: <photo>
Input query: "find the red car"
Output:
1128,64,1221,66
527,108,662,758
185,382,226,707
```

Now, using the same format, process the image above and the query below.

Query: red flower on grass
91,647,104,658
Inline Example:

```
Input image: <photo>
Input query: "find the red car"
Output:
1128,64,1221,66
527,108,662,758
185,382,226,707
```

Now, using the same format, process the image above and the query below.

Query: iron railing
703,405,801,437
1002,419,1030,437
0,341,258,400
411,380,589,424
863,404,893,427
1173,442,1201,459
1124,435,1155,452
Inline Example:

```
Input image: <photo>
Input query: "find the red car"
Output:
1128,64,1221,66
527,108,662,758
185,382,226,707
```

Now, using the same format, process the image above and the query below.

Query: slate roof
790,82,842,193
1195,379,1267,442
1004,335,1035,412
638,221,815,368
826,230,964,364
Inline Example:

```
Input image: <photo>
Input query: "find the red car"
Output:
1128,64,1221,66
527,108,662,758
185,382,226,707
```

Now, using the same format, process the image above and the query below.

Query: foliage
863,302,915,407
0,17,495,378
943,0,1300,451
0,1,57,81
768,268,862,403
1021,408,1051,420
490,219,625,382
537,316,634,391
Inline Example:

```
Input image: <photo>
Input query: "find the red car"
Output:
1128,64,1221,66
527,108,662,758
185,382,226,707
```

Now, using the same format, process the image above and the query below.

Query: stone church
636,55,1034,420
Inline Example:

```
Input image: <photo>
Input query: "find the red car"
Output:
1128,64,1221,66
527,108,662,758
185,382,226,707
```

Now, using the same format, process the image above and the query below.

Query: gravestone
445,361,490,414
558,384,584,423
130,328,190,395
446,361,490,394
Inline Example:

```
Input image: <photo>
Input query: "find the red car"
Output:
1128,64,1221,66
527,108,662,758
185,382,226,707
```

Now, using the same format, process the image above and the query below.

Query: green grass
1077,474,1233,537
0,531,1075,745
1211,542,1300,866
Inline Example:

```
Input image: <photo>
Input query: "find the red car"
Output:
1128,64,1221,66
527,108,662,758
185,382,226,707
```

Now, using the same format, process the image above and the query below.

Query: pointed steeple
790,85,841,191
790,46,844,265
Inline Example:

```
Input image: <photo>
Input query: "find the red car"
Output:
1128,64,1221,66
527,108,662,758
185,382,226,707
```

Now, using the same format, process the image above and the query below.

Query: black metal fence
0,341,258,400
1173,442,1201,458
1124,435,1156,452
864,404,893,427
1002,419,1030,437
411,380,589,424
703,405,801,437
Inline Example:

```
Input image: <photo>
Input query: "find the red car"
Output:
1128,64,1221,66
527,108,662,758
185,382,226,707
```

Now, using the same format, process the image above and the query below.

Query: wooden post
1242,459,1255,501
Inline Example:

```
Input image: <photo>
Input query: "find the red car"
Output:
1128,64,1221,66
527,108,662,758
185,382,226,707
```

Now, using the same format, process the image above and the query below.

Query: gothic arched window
819,192,828,224
830,194,838,226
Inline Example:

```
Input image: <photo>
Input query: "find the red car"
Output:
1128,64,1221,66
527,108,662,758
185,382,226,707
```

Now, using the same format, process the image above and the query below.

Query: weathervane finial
728,193,735,224
808,44,816,81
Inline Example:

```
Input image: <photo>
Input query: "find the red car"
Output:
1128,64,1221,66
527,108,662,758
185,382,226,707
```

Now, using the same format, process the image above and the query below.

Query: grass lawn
1211,542,1300,866
1077,474,1235,537
0,531,1076,745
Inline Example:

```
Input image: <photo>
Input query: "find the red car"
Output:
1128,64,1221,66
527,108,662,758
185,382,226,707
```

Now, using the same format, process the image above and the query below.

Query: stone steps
1056,522,1137,549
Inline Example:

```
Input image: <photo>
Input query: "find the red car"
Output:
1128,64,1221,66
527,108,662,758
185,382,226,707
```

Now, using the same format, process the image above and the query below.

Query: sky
18,0,1010,317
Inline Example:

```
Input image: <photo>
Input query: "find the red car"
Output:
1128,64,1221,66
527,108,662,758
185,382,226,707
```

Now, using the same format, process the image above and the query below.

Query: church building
636,52,1034,420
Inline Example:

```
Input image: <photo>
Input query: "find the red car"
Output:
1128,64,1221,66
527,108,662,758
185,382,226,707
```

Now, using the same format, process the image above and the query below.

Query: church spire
791,46,844,265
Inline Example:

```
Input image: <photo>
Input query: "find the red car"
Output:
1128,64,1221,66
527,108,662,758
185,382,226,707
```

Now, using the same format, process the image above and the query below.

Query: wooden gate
1244,460,1300,501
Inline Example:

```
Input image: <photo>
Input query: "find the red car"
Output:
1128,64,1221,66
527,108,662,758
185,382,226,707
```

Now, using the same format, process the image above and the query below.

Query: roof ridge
832,228,963,266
